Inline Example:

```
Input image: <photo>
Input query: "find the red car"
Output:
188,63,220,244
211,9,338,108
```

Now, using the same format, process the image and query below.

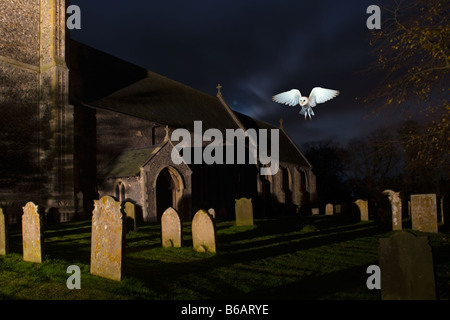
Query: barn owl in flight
272,87,339,119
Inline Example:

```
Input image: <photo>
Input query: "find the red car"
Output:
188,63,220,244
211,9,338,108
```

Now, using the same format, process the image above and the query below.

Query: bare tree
345,130,403,203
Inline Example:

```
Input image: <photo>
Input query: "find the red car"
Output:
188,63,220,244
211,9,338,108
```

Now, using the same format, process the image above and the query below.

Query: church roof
99,147,158,179
234,112,312,168
68,40,240,133
69,40,311,170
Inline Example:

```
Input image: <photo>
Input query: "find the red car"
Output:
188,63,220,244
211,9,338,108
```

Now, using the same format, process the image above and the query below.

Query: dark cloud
70,0,395,147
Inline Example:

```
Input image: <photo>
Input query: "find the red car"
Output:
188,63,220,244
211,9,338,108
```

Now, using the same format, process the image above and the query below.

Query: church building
0,0,317,223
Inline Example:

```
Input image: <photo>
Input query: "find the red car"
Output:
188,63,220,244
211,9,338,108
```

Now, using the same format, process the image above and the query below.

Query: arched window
115,181,126,202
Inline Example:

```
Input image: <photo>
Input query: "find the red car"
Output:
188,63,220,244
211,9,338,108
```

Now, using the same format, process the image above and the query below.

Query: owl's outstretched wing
309,87,339,107
272,89,302,107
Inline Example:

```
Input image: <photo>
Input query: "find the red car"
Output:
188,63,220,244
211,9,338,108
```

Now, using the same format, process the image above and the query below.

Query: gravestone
192,209,216,253
410,194,438,233
208,208,215,219
235,198,254,226
383,190,402,230
379,231,436,300
335,204,342,214
325,203,333,216
161,207,182,248
311,208,319,215
124,201,137,232
91,196,124,281
76,191,84,218
22,202,44,263
0,207,8,255
355,199,369,221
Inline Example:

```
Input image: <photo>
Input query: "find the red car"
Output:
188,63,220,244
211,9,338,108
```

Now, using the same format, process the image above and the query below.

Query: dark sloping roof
68,40,149,103
68,40,240,133
234,112,312,168
99,147,158,179
68,40,312,169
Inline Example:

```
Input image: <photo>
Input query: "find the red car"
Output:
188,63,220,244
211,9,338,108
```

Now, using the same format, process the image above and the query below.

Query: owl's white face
299,97,309,106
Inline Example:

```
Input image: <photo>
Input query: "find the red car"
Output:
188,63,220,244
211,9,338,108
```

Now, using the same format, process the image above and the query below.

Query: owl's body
272,87,339,119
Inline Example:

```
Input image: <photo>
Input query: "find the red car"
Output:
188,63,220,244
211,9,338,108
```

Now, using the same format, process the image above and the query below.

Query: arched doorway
155,167,184,221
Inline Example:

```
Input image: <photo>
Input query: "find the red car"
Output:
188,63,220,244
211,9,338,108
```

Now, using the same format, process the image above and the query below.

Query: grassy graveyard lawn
1,215,449,300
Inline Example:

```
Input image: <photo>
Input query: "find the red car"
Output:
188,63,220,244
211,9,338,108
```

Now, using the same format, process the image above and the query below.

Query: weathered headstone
91,196,124,281
334,204,342,214
124,201,137,232
192,209,216,253
0,207,8,255
379,231,436,300
161,207,182,248
22,202,44,263
235,198,254,226
325,203,333,216
383,190,402,230
355,199,369,221
311,208,319,215
208,208,215,219
411,194,438,233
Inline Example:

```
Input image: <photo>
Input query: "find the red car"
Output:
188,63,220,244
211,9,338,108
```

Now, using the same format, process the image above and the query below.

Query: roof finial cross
216,84,222,96
279,118,284,130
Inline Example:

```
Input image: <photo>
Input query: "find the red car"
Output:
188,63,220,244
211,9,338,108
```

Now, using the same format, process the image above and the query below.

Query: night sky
70,0,401,148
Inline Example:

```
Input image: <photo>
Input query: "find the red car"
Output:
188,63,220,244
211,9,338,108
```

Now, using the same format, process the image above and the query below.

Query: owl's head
299,97,309,106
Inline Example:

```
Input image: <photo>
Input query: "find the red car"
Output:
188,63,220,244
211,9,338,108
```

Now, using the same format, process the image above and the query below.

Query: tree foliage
367,0,449,106
366,0,449,175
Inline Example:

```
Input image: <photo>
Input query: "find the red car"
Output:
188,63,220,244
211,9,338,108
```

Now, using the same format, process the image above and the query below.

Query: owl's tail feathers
300,107,315,120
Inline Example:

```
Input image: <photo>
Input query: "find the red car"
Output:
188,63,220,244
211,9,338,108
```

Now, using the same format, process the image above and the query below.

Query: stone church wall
0,0,75,219
95,108,166,171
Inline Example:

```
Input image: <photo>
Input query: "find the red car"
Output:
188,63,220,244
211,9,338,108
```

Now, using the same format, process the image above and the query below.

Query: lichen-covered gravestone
91,196,124,281
0,207,8,255
383,190,402,231
235,198,254,226
161,207,182,248
22,202,44,263
355,199,369,221
192,209,216,253
325,203,333,216
411,194,438,233
379,231,436,300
